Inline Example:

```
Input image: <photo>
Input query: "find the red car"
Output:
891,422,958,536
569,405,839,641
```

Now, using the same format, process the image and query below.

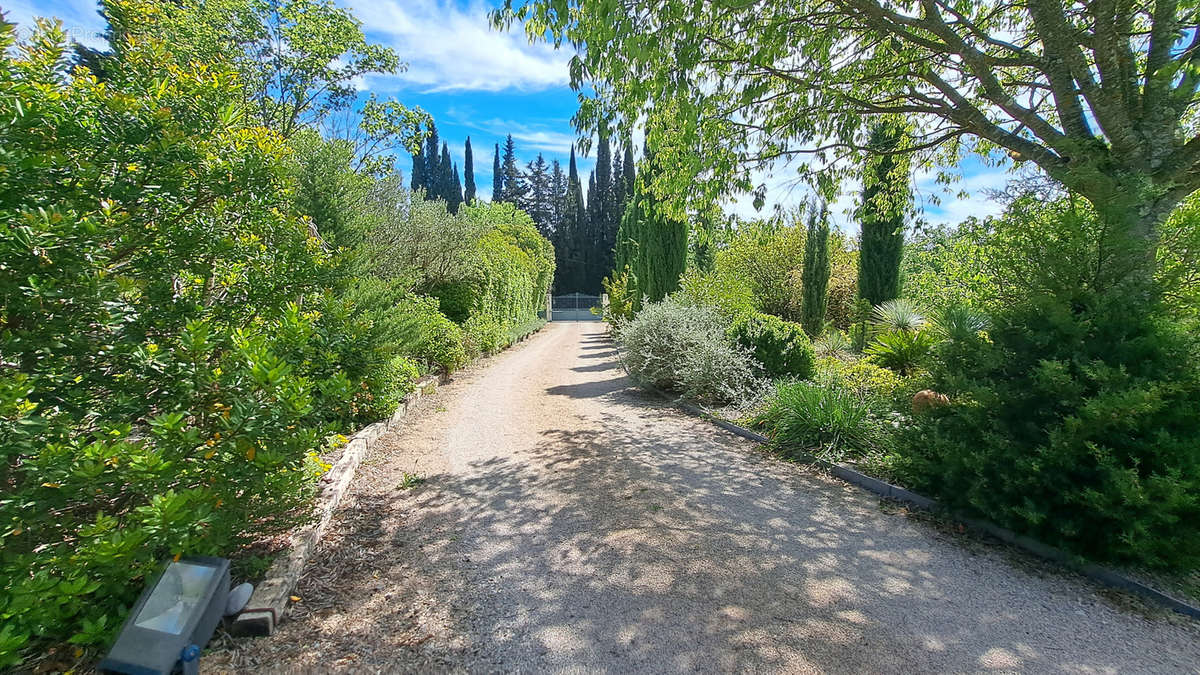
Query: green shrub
729,313,815,379
674,268,757,320
864,329,937,375
619,298,760,404
896,293,1200,568
416,311,469,373
463,313,507,355
817,357,907,412
753,380,885,460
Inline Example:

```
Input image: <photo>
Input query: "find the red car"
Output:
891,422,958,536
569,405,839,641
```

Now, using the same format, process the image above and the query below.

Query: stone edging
232,321,549,636
669,399,1200,621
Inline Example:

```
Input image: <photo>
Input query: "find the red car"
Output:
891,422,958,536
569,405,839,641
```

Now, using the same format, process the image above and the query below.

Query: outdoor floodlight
98,556,230,675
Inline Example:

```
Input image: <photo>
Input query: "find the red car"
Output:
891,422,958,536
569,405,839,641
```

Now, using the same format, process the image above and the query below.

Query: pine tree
492,143,502,201
523,154,554,235
857,119,911,306
499,134,527,205
801,203,831,337
463,136,476,204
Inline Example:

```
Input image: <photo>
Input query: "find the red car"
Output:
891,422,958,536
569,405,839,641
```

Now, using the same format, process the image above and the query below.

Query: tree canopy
494,0,1200,285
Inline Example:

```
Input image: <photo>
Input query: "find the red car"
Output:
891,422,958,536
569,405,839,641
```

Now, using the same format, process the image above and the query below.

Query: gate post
545,292,553,321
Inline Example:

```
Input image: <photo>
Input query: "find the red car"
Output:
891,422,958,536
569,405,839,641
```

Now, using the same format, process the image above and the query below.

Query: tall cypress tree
440,142,459,209
549,159,567,233
423,121,442,198
492,143,503,201
801,203,831,337
449,163,464,213
463,136,477,204
622,142,635,197
857,119,911,306
615,147,685,309
592,132,615,291
560,145,587,292
586,171,600,291
411,151,425,193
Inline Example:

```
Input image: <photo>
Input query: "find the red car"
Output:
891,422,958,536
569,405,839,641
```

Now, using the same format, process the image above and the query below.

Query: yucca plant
930,303,989,342
871,298,927,333
814,329,853,358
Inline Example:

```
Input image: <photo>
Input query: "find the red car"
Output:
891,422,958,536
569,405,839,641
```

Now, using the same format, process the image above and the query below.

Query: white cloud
346,0,570,93
6,0,108,50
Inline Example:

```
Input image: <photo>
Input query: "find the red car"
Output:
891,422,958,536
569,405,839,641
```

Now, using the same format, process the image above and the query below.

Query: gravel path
207,322,1200,673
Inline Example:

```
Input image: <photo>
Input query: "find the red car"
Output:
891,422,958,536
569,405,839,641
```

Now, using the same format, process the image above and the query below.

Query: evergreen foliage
492,143,503,201
463,136,476,204
800,205,831,336
615,151,687,309
857,120,911,306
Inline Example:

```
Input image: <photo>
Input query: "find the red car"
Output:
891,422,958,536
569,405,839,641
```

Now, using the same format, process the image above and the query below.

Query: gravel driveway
207,321,1200,673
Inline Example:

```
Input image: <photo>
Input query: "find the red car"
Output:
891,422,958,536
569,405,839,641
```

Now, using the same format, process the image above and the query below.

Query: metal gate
550,292,603,321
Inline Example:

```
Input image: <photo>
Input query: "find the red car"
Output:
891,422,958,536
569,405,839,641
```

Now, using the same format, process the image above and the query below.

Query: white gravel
207,321,1200,673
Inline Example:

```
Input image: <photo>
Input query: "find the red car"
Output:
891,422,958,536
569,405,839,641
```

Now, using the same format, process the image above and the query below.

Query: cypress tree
561,146,587,292
411,151,425,193
550,159,567,232
440,142,461,210
463,136,477,204
616,148,686,310
423,121,442,197
449,162,464,213
801,203,831,337
622,142,635,197
857,119,911,306
492,143,502,201
586,171,600,292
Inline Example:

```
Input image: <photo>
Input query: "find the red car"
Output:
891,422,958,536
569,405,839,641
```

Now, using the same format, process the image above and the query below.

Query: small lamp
98,556,230,675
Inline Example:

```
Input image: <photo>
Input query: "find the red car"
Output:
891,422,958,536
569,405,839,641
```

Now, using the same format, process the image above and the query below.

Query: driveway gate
550,293,603,321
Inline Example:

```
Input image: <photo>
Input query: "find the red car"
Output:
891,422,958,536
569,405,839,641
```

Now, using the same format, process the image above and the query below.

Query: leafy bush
753,380,885,460
729,313,815,379
619,298,760,404
896,292,1200,568
817,358,907,412
674,267,757,320
864,329,937,375
463,313,507,355
403,297,469,373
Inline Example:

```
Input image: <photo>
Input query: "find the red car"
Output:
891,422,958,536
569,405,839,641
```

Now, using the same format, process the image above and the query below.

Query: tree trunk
1081,177,1177,302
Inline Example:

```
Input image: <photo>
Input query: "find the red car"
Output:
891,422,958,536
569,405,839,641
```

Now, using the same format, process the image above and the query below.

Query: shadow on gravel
341,385,1191,672
212,328,1199,673
544,377,628,399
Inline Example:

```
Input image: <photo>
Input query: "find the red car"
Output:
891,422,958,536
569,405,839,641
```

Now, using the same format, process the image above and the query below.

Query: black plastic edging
669,396,1200,620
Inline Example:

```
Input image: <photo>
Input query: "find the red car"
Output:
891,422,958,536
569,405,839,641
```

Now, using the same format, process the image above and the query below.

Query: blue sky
10,0,1009,229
